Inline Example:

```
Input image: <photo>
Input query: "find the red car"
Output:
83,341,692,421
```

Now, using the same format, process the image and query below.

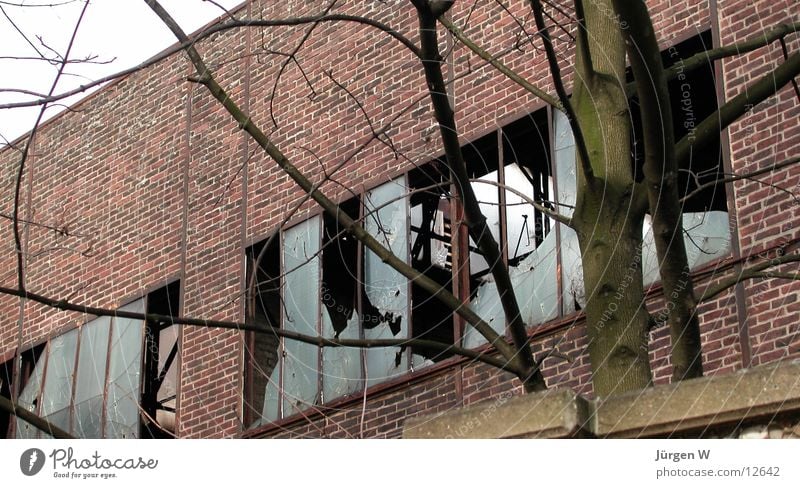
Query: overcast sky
0,0,243,145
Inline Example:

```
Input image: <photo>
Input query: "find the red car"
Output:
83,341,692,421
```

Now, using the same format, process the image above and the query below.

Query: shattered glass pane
554,109,584,314
364,176,409,386
511,231,559,325
465,279,505,348
642,211,732,286
104,298,144,439
73,316,111,438
469,170,501,275
554,110,577,218
282,216,321,416
322,310,361,401
40,328,79,433
467,228,559,347
15,351,45,438
261,362,280,423
411,354,433,371
560,225,584,313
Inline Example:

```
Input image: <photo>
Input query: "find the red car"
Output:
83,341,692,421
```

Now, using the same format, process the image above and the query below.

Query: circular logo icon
20,448,46,476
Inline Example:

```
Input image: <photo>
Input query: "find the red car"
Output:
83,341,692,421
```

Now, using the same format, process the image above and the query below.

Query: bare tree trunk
569,0,653,396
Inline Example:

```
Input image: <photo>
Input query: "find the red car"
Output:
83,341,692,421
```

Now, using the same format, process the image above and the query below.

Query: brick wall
1,0,798,438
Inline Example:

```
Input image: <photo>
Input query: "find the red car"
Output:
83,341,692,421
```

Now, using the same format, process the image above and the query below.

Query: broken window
629,31,731,285
141,281,181,438
245,177,424,427
12,282,180,439
104,299,145,439
15,344,46,439
463,132,506,347
244,235,281,427
282,216,322,415
464,110,560,347
72,316,111,438
364,177,410,385
502,111,559,326
321,197,362,401
409,163,456,365
39,328,79,437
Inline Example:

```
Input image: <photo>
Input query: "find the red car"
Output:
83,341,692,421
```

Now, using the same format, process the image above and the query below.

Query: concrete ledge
403,388,593,438
402,360,800,438
593,359,800,437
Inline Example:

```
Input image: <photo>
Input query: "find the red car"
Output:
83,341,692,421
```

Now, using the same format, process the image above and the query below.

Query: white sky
0,0,243,146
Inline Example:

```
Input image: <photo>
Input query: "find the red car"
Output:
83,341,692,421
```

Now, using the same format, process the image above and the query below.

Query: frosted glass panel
554,109,584,314
465,280,505,348
104,299,144,439
512,231,559,326
16,352,45,438
642,211,732,286
40,329,79,433
282,216,320,415
322,310,361,401
73,316,110,438
261,363,281,423
554,110,577,219
364,176,409,386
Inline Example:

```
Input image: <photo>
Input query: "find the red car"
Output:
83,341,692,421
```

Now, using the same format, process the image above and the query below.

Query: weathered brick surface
0,0,798,438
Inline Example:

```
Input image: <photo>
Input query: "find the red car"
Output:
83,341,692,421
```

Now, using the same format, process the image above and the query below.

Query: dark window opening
322,198,364,400
409,162,456,361
629,30,727,212
465,131,502,288
1,358,13,438
501,110,554,266
141,282,181,439
244,236,281,427
322,197,361,338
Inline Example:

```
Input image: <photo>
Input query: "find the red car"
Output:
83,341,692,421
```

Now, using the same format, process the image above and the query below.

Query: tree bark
613,0,704,381
570,0,653,396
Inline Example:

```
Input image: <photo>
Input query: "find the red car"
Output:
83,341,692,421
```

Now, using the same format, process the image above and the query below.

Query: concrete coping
403,360,800,438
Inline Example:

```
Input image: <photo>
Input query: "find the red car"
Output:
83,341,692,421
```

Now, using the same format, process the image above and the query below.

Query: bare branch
779,37,800,103
266,1,336,128
471,178,573,226
613,0,703,380
528,0,595,185
0,0,78,6
11,0,90,291
572,0,593,74
0,284,520,375
437,15,562,109
143,0,525,373
698,253,800,303
413,1,545,392
675,53,800,167
0,394,75,439
0,12,420,112
679,156,800,203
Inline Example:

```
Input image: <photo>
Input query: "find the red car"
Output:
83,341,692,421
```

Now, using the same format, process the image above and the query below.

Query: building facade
1,0,798,438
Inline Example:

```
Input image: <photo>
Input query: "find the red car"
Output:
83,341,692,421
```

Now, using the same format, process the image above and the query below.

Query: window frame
8,281,180,439
242,29,734,428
